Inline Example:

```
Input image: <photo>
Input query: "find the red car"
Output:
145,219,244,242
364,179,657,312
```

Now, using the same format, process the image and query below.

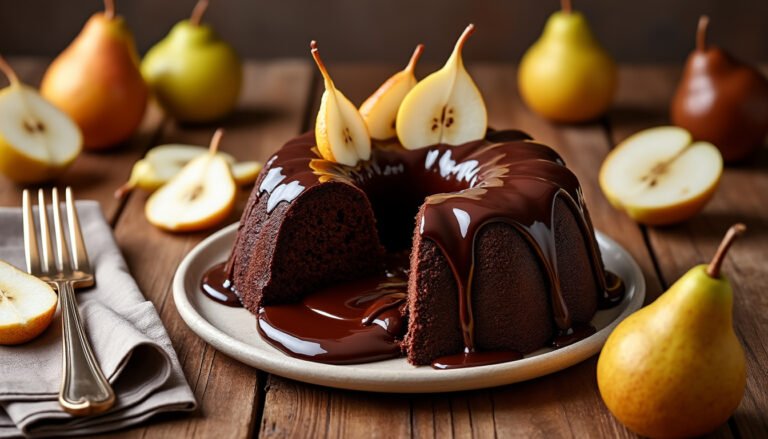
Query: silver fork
22,187,115,416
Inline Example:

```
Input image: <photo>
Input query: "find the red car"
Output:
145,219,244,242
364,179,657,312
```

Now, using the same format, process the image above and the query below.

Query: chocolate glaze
432,350,523,370
201,262,242,307
210,129,625,368
257,271,408,364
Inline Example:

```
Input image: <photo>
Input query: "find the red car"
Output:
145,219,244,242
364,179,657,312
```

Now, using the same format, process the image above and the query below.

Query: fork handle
58,281,116,416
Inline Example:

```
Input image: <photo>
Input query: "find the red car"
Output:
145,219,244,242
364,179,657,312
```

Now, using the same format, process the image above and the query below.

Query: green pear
517,0,616,122
142,0,242,122
597,224,747,438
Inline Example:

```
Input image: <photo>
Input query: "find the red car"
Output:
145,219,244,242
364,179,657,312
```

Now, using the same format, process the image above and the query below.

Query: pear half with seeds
312,41,371,166
0,260,58,345
359,44,424,140
145,129,236,232
396,24,487,149
0,56,81,184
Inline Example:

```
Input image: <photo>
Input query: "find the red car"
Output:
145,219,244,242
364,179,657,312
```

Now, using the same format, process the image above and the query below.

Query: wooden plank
0,57,165,222
608,65,768,438
257,60,665,438
101,60,312,439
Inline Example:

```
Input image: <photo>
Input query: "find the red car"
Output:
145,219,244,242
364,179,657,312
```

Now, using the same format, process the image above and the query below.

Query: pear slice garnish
312,41,371,166
396,24,487,150
145,129,237,232
359,44,424,140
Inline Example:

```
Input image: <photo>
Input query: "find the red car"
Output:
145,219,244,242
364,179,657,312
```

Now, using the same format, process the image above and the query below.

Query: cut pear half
0,260,58,345
359,44,423,140
312,41,371,166
600,126,723,225
145,130,237,232
0,57,81,183
396,24,487,150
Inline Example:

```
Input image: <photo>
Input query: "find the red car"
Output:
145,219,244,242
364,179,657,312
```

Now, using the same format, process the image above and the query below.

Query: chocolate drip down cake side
201,24,624,369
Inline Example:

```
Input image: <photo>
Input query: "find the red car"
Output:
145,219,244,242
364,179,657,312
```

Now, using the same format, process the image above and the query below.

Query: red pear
671,16,768,163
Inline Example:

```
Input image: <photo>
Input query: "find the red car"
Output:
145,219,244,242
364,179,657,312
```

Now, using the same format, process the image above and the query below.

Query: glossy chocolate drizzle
208,130,625,368
257,257,409,364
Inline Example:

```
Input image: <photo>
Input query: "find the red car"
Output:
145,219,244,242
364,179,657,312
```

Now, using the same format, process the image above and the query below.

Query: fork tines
22,187,91,278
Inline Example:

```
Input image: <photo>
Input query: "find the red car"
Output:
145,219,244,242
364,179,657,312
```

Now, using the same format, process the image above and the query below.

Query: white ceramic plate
173,223,645,393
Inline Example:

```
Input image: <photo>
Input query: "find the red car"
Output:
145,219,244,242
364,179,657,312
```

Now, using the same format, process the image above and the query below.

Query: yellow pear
0,56,82,184
396,24,487,149
359,44,424,140
597,224,747,438
40,0,148,150
312,41,371,166
518,0,617,122
145,129,236,232
0,260,58,345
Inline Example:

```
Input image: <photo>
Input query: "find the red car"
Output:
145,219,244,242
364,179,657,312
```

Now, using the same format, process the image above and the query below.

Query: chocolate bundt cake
222,129,617,366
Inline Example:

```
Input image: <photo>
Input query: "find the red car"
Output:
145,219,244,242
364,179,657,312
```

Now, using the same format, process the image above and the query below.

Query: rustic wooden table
1,59,766,438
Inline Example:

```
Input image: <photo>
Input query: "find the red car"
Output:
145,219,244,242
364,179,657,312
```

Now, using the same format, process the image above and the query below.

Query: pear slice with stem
115,144,260,198
396,24,487,149
312,41,371,166
0,56,82,183
359,44,424,140
145,129,236,232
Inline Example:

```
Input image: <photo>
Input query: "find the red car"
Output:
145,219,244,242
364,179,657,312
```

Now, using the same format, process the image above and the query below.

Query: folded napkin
0,201,196,438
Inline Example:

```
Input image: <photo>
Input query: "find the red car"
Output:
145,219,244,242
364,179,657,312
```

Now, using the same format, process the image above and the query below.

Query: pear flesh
0,60,82,184
396,24,487,149
0,260,58,345
359,45,423,140
145,151,236,232
312,42,371,166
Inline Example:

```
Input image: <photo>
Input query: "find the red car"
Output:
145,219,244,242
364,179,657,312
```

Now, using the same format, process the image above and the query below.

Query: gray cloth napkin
0,201,196,438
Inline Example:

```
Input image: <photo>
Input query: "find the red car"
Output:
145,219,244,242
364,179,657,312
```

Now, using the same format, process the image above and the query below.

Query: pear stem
405,44,425,73
0,55,19,85
310,41,334,87
114,182,133,200
455,24,476,54
209,128,224,155
706,223,746,278
104,0,115,19
697,15,710,51
190,0,209,26
561,0,572,14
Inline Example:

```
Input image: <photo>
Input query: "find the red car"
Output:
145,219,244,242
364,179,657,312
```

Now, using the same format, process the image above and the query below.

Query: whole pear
518,0,617,123
671,16,768,163
40,0,148,150
597,224,747,438
142,0,242,123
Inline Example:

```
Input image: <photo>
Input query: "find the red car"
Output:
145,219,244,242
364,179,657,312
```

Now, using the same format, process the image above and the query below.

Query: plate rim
172,223,646,393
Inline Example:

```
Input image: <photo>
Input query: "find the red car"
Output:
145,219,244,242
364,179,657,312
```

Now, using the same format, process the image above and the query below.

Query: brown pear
40,0,148,150
671,16,768,163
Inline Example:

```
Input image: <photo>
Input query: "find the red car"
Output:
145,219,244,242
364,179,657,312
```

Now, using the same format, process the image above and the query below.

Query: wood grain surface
0,59,765,438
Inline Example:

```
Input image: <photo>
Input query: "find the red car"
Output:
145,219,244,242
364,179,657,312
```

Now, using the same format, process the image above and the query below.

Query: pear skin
142,0,242,123
597,224,747,437
518,0,617,123
41,0,148,150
